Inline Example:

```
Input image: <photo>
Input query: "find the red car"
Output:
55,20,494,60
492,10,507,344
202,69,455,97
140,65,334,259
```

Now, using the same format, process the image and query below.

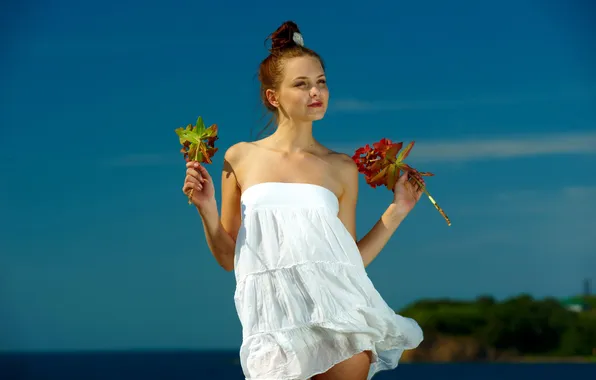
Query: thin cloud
330,131,596,163
419,185,596,274
332,90,593,112
106,131,596,167
105,153,178,167
496,186,596,204
489,186,596,231
332,98,525,112
562,185,596,199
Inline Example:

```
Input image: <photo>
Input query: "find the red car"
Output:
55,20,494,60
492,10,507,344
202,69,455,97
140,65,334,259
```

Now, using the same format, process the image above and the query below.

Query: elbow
222,263,234,272
212,245,235,272
219,254,235,272
356,243,368,267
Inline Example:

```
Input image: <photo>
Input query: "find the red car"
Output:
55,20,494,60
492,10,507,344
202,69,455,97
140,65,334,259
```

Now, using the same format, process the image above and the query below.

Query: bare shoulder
326,150,359,182
323,149,359,239
222,142,253,187
223,141,251,165
322,149,359,197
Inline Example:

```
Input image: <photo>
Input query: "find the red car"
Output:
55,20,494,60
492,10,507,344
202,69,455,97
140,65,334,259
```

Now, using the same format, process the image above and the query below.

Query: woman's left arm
337,156,422,267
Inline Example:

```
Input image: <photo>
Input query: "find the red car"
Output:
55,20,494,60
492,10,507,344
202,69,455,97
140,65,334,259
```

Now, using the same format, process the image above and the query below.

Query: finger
415,185,424,200
182,181,203,194
403,178,414,190
185,176,201,187
398,172,409,183
196,163,211,181
183,180,200,191
186,168,202,180
186,161,197,168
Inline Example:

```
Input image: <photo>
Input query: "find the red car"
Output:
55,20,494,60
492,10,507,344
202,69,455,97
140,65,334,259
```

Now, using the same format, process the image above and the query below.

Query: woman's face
268,55,329,122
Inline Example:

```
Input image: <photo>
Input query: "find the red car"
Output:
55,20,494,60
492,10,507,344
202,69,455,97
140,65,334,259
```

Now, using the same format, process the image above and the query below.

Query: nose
310,86,320,97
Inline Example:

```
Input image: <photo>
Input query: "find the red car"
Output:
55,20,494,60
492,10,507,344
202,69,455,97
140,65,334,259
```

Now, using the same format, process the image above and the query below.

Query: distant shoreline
1,350,594,364
497,356,596,364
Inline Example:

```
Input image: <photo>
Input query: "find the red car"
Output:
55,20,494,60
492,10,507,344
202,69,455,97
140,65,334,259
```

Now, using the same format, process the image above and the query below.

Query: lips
308,101,323,108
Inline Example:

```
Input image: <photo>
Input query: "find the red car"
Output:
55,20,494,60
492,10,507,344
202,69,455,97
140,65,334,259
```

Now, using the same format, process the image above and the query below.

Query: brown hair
256,21,325,135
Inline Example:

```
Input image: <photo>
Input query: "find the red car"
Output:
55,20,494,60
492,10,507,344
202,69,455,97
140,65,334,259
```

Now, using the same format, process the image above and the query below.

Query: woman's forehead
283,56,325,80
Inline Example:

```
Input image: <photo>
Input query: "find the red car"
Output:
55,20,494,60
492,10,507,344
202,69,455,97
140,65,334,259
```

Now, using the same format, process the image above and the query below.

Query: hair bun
267,21,303,53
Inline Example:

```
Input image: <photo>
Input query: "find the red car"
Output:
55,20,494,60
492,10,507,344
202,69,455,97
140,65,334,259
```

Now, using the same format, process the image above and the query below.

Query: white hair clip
292,32,304,47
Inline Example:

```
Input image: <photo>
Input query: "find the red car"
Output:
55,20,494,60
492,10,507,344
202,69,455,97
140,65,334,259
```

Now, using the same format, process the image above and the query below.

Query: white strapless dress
233,182,423,380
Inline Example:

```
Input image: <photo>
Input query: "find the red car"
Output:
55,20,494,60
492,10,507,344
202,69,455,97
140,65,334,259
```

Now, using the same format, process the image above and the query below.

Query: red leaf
352,137,451,226
368,166,388,188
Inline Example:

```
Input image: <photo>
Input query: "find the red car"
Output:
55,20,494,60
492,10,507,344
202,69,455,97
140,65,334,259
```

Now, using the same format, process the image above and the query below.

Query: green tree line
398,294,596,356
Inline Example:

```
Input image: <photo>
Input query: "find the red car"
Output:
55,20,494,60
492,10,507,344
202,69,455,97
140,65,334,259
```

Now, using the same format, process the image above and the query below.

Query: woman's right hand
183,161,216,209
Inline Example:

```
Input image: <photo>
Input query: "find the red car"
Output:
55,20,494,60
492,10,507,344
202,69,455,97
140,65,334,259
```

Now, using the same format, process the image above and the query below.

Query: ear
265,89,279,108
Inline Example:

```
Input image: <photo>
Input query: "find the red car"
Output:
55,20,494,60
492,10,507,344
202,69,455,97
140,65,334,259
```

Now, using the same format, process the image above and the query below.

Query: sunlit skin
181,55,423,380
266,55,329,125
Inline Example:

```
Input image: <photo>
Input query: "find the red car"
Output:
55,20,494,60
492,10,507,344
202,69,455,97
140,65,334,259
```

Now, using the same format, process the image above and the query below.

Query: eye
294,81,307,87
318,79,326,84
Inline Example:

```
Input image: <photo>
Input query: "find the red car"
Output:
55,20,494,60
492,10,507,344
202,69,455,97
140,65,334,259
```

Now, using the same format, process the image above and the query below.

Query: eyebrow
292,74,326,80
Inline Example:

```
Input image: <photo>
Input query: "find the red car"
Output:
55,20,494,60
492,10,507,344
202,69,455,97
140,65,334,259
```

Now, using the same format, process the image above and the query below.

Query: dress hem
244,346,382,380
239,308,419,380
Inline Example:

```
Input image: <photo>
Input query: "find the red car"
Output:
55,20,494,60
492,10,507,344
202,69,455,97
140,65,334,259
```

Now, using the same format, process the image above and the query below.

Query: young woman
182,20,423,380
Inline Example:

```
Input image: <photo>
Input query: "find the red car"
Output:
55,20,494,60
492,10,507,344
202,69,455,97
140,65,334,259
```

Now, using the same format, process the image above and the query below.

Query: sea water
1,351,595,380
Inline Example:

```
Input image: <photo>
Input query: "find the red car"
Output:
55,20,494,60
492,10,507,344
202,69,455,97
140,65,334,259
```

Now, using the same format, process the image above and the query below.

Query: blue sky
1,0,595,352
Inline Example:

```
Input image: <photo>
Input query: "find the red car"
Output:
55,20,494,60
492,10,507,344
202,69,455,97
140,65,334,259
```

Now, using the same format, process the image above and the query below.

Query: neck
269,118,316,152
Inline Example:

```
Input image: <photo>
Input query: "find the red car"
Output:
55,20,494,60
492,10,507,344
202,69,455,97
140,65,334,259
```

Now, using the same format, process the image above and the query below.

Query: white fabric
233,182,423,380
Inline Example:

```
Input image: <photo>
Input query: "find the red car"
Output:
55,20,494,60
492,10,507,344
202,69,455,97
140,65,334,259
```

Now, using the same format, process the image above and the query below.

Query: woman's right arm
188,144,244,272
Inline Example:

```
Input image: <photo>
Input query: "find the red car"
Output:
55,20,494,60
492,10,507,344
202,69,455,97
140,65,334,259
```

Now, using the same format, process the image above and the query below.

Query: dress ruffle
235,261,423,380
234,183,423,380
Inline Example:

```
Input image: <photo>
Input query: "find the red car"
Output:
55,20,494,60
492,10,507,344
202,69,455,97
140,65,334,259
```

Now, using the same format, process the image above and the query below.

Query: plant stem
409,176,452,226
187,140,203,205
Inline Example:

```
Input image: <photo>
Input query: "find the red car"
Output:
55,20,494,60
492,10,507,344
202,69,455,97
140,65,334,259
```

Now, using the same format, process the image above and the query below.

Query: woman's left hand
392,171,423,216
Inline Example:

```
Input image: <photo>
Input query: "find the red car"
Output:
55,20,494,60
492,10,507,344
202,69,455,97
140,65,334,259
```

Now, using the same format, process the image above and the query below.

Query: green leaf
386,164,399,189
195,116,206,134
175,116,219,164
204,124,217,137
187,131,201,144
397,141,415,162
